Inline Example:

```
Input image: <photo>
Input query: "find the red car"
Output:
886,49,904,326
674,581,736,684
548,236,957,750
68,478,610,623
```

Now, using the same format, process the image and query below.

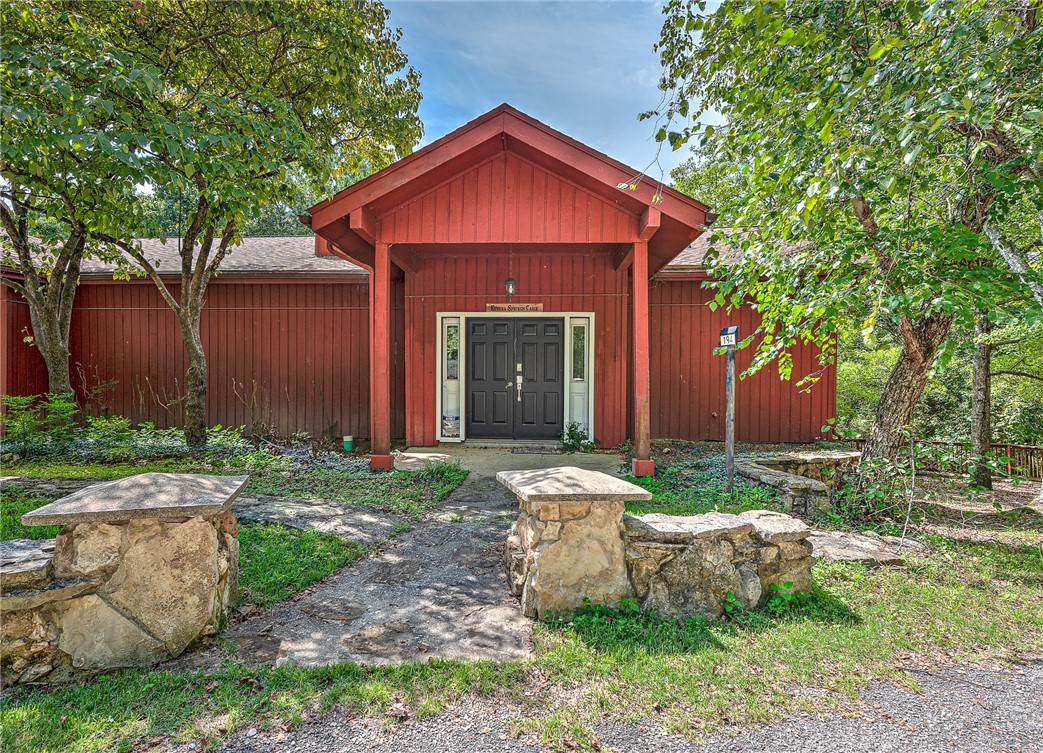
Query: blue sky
385,0,690,178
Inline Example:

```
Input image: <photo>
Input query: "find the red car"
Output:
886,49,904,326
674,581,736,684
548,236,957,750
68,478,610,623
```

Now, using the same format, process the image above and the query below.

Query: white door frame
435,311,595,443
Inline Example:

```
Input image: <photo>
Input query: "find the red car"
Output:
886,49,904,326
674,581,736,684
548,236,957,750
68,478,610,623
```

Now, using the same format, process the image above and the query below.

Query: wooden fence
845,439,1043,482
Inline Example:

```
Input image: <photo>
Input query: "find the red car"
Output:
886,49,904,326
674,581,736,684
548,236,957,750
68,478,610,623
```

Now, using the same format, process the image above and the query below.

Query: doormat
511,447,563,455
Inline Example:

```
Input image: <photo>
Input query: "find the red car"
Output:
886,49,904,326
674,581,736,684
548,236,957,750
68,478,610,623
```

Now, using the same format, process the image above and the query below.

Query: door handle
516,375,523,402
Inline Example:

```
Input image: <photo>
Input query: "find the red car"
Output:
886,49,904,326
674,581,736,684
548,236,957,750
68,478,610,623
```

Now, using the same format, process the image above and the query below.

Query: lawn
3,535,1040,753
4,457,468,519
3,446,1041,753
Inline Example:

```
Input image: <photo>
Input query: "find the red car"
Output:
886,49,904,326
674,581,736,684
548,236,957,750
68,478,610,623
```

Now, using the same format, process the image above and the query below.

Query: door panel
466,319,514,437
513,319,565,439
465,318,564,439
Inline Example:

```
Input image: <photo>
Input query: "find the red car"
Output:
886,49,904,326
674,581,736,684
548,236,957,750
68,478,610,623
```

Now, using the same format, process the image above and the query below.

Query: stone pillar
498,467,652,619
1,473,246,684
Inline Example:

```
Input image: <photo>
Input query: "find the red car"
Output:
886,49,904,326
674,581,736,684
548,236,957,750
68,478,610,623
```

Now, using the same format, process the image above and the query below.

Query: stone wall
734,452,859,515
1,473,245,684
499,467,814,621
752,451,860,483
623,510,812,618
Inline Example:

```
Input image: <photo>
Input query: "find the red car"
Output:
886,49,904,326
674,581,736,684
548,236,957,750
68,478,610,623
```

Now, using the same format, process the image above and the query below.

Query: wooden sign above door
486,303,544,312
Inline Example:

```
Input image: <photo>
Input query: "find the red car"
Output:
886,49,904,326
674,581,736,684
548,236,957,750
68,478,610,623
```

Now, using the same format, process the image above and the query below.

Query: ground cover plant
624,441,783,516
0,484,63,540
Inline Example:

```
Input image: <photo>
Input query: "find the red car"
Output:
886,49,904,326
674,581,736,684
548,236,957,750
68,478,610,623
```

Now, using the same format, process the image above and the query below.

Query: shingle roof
77,236,365,276
65,233,728,277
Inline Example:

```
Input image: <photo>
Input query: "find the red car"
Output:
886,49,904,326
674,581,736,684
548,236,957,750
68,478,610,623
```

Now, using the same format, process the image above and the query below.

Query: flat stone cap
738,509,810,542
496,466,651,504
624,511,753,543
22,473,249,527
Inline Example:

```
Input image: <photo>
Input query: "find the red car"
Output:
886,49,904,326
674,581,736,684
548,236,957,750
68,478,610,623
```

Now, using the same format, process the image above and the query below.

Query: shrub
1,394,42,444
560,421,596,453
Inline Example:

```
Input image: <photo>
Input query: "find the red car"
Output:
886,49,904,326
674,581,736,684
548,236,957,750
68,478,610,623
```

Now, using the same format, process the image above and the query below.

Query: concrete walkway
396,445,626,477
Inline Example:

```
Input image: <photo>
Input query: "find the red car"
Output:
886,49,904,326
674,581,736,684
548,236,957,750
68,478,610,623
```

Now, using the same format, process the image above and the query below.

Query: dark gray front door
466,318,564,439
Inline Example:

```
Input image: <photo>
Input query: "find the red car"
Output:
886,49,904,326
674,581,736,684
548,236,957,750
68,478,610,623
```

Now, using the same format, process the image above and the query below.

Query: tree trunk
970,314,992,489
180,316,208,447
860,312,954,466
27,307,73,394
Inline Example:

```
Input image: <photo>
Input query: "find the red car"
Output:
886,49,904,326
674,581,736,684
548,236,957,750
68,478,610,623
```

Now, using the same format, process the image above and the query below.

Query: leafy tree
651,0,1043,471
0,3,144,392
44,0,422,445
670,142,747,225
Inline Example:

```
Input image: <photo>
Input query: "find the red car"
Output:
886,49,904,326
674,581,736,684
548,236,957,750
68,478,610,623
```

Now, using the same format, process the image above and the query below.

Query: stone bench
1,473,247,684
498,467,814,621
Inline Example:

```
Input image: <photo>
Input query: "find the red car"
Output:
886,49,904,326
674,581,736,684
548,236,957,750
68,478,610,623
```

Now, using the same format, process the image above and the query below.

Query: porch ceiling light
504,277,518,301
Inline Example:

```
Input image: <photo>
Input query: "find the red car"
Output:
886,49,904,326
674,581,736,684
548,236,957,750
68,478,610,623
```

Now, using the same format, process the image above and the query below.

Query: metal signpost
719,326,738,493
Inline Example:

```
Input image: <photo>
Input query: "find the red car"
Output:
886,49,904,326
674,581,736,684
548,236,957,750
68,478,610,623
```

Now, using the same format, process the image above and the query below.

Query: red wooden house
2,105,835,473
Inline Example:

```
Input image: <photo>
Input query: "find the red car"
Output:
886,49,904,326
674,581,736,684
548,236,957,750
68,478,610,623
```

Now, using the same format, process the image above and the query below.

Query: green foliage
0,394,41,444
625,452,779,517
242,461,467,519
83,414,136,460
0,484,62,540
652,0,1043,385
41,391,77,444
837,323,1043,445
559,421,596,454
670,141,746,225
237,523,369,608
0,392,78,449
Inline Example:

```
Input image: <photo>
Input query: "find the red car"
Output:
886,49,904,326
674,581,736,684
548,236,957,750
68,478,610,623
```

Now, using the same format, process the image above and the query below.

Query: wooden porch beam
613,244,634,271
639,206,661,241
350,208,378,245
390,246,415,273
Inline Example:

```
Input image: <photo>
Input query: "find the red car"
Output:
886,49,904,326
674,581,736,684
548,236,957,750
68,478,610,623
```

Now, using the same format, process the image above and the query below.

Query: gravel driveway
175,662,1040,753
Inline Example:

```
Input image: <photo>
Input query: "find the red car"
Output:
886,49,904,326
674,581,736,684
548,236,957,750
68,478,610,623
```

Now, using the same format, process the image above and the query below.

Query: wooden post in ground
632,239,654,478
369,241,394,471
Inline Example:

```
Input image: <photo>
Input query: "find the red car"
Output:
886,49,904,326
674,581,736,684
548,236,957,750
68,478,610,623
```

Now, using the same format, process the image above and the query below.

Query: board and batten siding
649,276,835,443
404,249,630,447
2,276,405,441
2,272,834,445
380,151,638,245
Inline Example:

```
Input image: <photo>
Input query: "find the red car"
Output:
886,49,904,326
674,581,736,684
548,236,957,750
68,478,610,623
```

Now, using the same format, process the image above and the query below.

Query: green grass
244,461,468,518
1,659,522,753
1,484,62,540
3,457,197,480
237,523,370,607
5,457,469,520
5,536,1040,753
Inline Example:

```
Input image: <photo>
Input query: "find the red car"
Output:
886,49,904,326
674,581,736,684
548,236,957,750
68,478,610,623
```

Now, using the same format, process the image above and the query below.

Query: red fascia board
308,119,510,230
307,103,708,234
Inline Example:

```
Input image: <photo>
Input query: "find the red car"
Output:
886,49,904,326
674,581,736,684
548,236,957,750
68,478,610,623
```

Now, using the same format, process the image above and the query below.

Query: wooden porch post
369,241,394,470
632,239,654,477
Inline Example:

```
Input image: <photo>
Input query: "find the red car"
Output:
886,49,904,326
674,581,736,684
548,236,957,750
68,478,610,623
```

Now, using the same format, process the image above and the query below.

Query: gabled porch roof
302,103,709,274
